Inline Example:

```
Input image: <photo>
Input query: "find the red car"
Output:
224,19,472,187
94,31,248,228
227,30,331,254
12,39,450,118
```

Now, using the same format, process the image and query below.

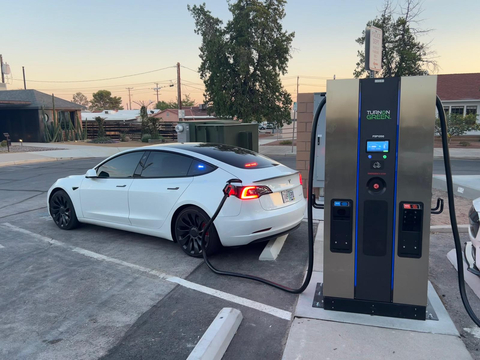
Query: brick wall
296,93,315,196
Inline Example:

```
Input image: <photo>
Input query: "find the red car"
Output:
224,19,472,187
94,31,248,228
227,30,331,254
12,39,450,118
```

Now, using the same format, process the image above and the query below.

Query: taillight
229,185,272,200
299,173,303,185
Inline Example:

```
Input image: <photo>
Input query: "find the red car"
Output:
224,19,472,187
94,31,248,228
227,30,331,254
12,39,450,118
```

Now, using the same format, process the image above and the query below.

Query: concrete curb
259,234,289,261
187,307,243,360
430,225,469,233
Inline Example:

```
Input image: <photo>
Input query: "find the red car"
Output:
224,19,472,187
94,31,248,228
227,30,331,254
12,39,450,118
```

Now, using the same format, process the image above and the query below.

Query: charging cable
437,96,480,327
199,98,326,294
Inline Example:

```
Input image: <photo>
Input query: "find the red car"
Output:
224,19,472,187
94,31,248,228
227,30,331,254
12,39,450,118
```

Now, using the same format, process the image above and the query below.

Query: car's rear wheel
49,190,79,230
174,206,221,257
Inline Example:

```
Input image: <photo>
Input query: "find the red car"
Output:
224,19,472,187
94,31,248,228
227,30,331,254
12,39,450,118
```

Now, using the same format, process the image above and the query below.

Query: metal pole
22,66,26,89
0,55,4,83
177,62,182,110
292,76,298,153
155,83,159,103
126,88,133,109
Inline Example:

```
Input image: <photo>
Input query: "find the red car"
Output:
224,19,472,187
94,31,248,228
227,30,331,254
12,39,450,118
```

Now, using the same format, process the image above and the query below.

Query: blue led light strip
354,90,361,288
391,86,401,292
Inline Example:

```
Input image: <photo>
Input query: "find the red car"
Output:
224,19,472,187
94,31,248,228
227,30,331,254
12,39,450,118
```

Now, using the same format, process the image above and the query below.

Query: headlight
468,205,479,238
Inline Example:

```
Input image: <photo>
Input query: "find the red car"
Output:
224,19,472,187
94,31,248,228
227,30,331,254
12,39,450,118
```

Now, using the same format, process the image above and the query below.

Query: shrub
91,136,114,144
280,140,292,145
120,133,130,142
459,141,471,147
0,140,6,147
141,134,152,143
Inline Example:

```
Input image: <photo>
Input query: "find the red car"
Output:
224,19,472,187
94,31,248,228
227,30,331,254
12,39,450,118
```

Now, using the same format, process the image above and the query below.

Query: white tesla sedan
47,143,306,257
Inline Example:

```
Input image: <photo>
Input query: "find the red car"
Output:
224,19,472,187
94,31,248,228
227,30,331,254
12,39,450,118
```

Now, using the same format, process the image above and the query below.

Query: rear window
184,144,278,169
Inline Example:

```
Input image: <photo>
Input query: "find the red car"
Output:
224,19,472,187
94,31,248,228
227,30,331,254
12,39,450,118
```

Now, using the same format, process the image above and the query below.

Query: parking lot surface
0,157,310,360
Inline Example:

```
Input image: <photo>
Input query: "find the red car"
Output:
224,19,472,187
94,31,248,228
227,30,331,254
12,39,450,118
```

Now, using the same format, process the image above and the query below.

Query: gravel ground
0,145,64,153
431,188,472,226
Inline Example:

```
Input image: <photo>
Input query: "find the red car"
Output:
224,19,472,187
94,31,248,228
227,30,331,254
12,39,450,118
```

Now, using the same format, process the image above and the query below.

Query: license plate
281,189,295,203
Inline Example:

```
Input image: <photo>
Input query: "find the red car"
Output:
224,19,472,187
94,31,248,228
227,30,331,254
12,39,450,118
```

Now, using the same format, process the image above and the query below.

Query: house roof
152,107,216,119
0,90,83,110
437,73,480,101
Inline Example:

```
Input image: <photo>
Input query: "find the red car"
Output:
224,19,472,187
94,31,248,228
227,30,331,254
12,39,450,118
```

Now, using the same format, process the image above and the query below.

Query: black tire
49,190,79,230
174,206,221,257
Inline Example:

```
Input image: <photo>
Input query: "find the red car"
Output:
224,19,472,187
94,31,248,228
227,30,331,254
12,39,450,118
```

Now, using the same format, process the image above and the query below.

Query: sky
1,0,479,109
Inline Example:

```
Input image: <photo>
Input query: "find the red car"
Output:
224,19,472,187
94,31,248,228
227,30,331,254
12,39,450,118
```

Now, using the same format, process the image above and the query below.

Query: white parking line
0,244,4,249
1,223,292,321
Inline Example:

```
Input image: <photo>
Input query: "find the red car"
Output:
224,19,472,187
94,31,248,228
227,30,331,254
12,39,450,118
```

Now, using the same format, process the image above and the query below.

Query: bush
91,136,114,144
120,133,130,142
0,140,6,147
141,134,152,143
280,140,292,145
459,141,471,147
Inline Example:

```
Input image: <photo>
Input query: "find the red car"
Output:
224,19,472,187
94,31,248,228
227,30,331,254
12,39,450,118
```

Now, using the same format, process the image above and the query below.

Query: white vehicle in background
47,143,305,257
466,197,480,276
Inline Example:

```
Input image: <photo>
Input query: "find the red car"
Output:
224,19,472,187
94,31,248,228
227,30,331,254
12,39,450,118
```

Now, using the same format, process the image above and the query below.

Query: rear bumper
215,197,306,247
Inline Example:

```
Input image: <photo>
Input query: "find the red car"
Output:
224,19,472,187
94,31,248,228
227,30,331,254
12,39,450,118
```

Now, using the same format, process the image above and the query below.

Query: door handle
167,187,179,190
116,185,127,188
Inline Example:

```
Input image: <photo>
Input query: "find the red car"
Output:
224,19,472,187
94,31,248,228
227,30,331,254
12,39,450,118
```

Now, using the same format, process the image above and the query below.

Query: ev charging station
322,76,437,320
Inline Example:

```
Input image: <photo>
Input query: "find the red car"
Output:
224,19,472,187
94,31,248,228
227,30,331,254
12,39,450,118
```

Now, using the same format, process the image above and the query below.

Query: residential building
437,73,480,118
0,90,83,142
151,105,218,122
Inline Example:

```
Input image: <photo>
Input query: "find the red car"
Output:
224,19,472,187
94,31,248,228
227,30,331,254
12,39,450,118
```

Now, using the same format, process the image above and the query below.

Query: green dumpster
175,120,259,152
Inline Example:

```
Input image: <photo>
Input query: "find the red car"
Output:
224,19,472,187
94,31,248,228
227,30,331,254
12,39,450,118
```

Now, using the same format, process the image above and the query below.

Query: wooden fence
81,121,177,142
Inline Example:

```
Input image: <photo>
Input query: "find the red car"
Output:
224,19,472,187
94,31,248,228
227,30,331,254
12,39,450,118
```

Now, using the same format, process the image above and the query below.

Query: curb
187,308,243,360
432,176,480,200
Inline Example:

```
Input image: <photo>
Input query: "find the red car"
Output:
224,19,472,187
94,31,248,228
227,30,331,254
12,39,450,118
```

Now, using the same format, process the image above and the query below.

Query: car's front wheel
174,206,221,257
49,190,79,230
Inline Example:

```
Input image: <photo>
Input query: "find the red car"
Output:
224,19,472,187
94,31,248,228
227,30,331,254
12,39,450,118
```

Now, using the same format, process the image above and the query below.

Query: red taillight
299,173,303,185
245,162,258,168
229,185,272,200
240,186,259,199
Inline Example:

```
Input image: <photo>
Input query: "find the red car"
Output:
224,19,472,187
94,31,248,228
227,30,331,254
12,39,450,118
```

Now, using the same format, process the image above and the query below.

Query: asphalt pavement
0,158,313,360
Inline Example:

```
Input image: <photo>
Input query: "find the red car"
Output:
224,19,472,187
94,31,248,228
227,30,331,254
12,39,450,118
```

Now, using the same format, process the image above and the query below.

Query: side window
141,151,193,178
188,159,217,176
96,152,144,178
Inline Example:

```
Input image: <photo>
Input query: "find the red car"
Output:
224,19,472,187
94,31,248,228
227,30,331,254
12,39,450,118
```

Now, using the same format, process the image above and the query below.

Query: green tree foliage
354,0,437,78
95,116,106,138
435,113,479,143
89,90,124,111
72,92,89,108
140,106,149,135
155,94,196,110
188,0,294,126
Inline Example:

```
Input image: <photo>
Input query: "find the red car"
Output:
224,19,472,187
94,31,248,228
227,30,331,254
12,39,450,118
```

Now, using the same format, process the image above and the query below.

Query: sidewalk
434,147,480,160
0,142,139,167
282,222,473,360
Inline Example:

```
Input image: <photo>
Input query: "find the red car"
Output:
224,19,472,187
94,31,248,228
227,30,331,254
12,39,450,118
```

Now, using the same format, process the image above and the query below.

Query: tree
353,0,437,78
95,116,106,138
155,94,196,110
139,106,149,135
188,0,294,126
89,90,124,111
72,92,89,108
435,113,479,143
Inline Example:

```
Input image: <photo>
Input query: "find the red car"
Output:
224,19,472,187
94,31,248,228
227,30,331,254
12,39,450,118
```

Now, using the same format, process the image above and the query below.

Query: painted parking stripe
1,223,292,321
0,244,4,249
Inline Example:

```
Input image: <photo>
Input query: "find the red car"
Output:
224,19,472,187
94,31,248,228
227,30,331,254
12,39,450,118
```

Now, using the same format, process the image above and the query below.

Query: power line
181,65,199,73
14,65,176,83
36,79,176,92
182,83,204,92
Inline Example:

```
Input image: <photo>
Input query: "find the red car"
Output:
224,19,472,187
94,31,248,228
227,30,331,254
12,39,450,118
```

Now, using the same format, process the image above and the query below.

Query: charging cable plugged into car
199,84,480,327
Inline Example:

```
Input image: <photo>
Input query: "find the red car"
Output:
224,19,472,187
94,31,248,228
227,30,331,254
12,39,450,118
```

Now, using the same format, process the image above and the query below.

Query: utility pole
154,83,160,103
177,62,182,110
292,76,299,153
126,88,133,109
22,66,26,89
0,55,4,83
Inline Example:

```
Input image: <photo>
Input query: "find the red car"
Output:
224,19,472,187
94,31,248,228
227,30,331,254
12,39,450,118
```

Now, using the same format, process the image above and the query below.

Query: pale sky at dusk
2,0,479,108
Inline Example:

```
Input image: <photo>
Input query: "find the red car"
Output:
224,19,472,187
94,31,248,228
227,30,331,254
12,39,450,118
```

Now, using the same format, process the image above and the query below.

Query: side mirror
85,169,97,178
